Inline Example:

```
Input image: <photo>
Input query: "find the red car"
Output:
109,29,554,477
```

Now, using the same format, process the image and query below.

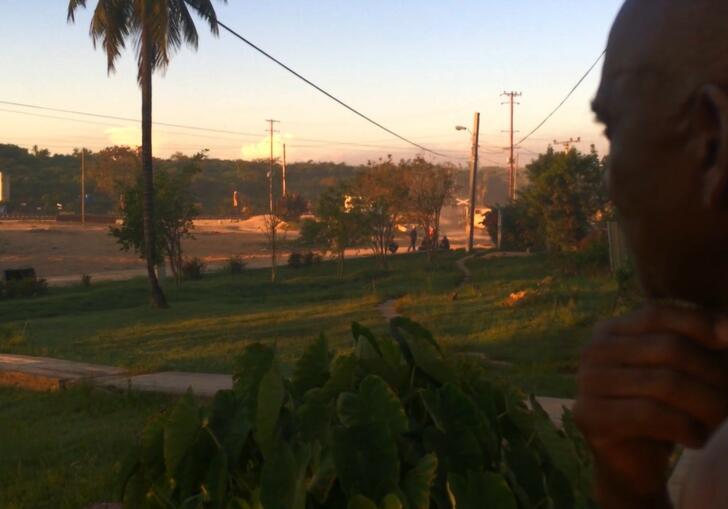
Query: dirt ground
0,207,492,285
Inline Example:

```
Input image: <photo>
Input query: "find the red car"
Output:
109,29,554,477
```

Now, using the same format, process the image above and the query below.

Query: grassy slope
398,254,621,397
0,252,629,508
0,385,171,509
0,252,462,373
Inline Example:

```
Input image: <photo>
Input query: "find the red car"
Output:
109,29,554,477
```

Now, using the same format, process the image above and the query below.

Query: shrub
181,257,205,280
81,274,92,288
303,251,321,266
120,319,595,509
228,256,246,275
288,251,304,269
3,278,48,299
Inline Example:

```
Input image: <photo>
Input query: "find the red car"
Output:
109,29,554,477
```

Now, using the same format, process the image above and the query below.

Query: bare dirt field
0,207,492,285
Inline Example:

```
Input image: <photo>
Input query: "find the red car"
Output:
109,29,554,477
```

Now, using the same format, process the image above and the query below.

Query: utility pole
266,119,280,213
282,143,287,197
553,137,581,152
81,148,86,225
467,112,480,253
501,91,522,202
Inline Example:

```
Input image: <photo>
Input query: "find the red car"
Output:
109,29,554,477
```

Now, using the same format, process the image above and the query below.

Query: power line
0,101,467,157
516,50,606,147
212,18,449,158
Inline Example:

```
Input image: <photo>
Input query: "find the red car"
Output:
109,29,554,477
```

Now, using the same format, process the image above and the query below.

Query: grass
0,251,463,373
398,253,626,397
0,385,171,509
0,250,634,508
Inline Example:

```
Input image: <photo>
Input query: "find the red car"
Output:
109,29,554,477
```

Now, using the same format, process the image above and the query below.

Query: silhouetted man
408,227,418,252
574,1,728,508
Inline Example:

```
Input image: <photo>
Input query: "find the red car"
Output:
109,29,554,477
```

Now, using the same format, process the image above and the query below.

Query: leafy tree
67,0,227,308
357,156,408,268
276,192,309,222
403,157,457,256
518,147,608,252
300,184,368,277
87,145,140,208
111,162,200,284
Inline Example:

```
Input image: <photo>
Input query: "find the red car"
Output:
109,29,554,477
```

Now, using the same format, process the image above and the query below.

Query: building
0,172,9,202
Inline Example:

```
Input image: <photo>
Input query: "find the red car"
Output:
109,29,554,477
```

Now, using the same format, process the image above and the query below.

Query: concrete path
0,353,125,391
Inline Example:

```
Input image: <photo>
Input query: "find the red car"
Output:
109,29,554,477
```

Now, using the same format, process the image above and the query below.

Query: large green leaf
255,362,286,459
348,495,379,509
390,317,455,384
308,446,337,504
447,471,517,509
319,354,358,401
506,441,547,506
295,388,332,443
260,443,309,509
333,424,400,502
352,322,384,359
292,334,331,397
337,375,408,435
164,392,201,475
233,343,275,409
140,415,166,479
401,454,438,509
205,450,229,505
421,385,484,473
210,392,252,470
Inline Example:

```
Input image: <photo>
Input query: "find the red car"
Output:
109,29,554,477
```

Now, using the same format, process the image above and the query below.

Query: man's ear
699,85,728,208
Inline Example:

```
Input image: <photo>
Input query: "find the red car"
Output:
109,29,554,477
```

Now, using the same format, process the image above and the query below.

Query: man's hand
573,305,728,509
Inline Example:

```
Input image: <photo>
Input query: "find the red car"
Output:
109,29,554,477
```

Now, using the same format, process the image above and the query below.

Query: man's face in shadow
593,0,728,307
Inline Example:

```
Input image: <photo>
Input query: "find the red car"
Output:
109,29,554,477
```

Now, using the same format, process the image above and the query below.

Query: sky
0,1,624,165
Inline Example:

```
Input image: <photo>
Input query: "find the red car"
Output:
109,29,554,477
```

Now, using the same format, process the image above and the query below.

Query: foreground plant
120,319,595,508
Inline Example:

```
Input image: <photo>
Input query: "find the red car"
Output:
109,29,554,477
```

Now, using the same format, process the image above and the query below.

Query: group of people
407,226,449,252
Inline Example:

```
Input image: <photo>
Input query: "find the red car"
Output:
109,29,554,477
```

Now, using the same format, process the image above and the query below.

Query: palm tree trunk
141,25,168,308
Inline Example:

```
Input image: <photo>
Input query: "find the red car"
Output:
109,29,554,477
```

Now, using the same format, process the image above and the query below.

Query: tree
261,212,283,282
403,157,457,257
300,184,368,277
111,161,200,284
357,156,408,268
518,146,608,252
276,192,308,222
67,0,226,307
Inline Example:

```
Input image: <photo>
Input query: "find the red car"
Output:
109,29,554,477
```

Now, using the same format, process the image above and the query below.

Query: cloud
105,126,141,147
241,133,286,160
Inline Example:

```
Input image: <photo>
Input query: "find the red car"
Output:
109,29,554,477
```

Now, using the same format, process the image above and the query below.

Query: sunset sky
0,1,623,165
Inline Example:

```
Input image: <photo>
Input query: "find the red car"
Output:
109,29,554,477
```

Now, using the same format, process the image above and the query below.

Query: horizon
0,1,621,165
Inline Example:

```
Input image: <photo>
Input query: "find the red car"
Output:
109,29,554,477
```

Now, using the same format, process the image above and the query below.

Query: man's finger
574,397,709,449
579,367,728,431
583,334,728,391
600,305,728,350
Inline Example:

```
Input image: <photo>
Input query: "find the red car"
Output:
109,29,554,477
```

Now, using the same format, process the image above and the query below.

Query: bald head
595,0,728,307
605,0,728,88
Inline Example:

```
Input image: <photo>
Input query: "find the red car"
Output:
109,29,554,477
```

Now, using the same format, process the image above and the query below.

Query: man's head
596,0,728,307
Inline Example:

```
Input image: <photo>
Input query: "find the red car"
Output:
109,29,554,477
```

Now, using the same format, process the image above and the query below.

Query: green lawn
398,254,623,397
0,252,463,373
0,385,171,509
0,251,630,508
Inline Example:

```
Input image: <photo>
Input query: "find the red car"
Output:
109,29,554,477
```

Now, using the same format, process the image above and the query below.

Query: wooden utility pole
266,119,280,213
282,143,287,197
81,148,86,225
467,112,481,253
501,91,522,201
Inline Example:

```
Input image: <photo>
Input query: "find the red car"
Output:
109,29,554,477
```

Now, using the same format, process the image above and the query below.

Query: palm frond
89,0,132,74
67,0,88,22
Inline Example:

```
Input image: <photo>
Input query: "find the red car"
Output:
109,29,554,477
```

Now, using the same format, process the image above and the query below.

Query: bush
303,251,321,266
181,257,205,280
288,251,304,269
121,319,595,509
81,274,92,288
484,203,544,252
2,278,48,299
228,256,246,275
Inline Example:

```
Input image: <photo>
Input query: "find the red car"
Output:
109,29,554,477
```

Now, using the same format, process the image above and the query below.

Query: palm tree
67,0,226,308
